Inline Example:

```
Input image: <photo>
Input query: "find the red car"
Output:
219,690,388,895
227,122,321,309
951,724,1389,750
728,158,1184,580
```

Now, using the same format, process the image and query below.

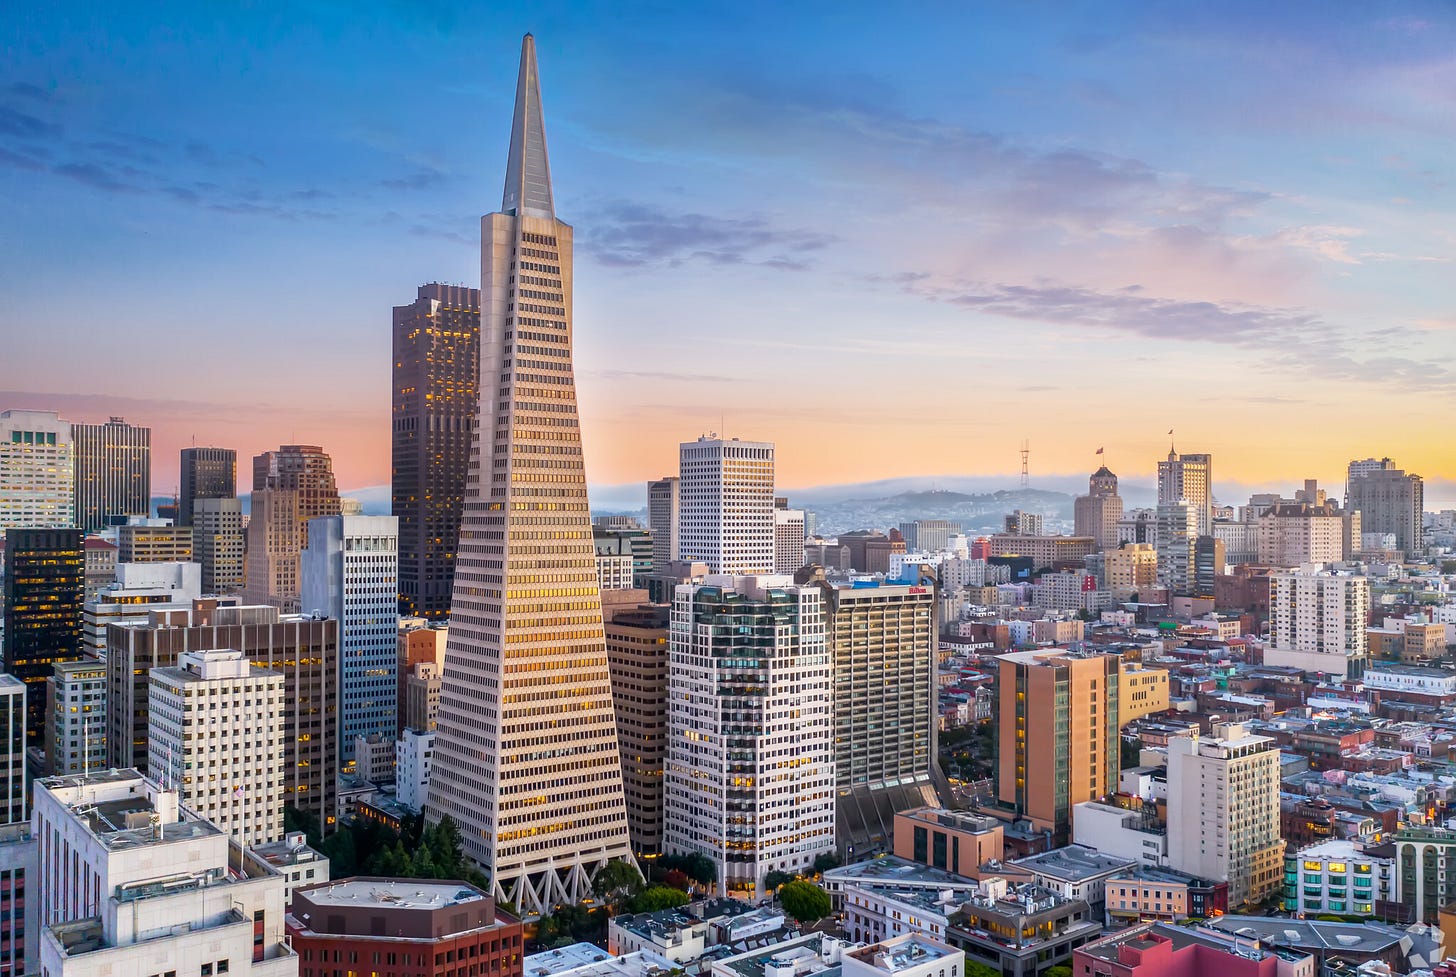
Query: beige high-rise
425,35,633,915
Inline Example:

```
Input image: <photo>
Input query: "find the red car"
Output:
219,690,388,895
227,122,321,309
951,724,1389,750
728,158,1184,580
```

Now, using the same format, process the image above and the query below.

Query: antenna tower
1020,439,1030,489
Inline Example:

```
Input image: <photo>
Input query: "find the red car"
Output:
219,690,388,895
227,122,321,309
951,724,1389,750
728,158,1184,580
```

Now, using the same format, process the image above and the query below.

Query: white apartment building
843,935,964,977
677,437,775,574
1072,801,1170,868
648,476,682,568
301,514,399,766
1264,567,1369,678
1155,501,1197,595
1257,508,1347,567
597,551,635,590
46,660,107,778
1362,664,1456,697
0,409,74,530
1212,520,1257,566
147,650,285,848
1033,572,1110,613
774,508,807,575
33,769,295,977
1166,723,1284,908
0,675,33,977
1284,838,1394,917
395,728,434,812
246,831,329,901
82,561,204,660
663,575,835,898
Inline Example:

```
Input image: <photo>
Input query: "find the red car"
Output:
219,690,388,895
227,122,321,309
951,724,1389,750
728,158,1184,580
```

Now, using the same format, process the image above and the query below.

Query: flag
1096,447,1104,455
1168,429,1174,435
234,785,244,800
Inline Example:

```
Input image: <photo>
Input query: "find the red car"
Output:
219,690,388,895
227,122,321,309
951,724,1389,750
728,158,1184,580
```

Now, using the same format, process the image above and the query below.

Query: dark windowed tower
3,528,84,747
179,447,237,526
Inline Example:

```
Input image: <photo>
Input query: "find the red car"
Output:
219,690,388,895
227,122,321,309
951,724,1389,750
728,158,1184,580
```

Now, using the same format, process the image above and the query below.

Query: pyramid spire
501,33,555,219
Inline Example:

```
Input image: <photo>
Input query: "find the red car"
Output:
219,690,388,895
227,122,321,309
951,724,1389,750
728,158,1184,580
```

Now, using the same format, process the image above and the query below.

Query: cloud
379,169,451,191
0,390,373,425
0,104,61,139
583,200,834,270
588,368,741,384
52,162,142,194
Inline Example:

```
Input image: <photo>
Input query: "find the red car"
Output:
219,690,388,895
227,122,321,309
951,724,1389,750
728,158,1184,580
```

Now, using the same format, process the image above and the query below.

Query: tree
321,826,357,876
1046,966,1073,977
593,858,645,911
631,886,691,912
813,853,842,873
664,869,690,891
965,963,1001,977
764,870,795,893
778,880,831,924
284,805,323,849
1120,736,1143,769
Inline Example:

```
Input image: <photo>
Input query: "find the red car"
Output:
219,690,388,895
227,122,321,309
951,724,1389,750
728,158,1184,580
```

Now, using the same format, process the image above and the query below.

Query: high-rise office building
1074,466,1123,552
1347,463,1424,556
0,678,24,827
178,446,236,527
1103,542,1158,600
149,649,286,847
33,769,293,976
2,528,84,747
116,520,193,562
1166,723,1284,909
1157,450,1212,536
424,35,633,915
1155,500,1197,595
301,514,400,765
83,561,206,660
1003,510,1043,535
819,579,939,857
602,590,669,856
1263,569,1369,678
72,416,151,531
898,520,961,554
647,476,681,569
0,675,29,977
392,283,481,620
678,436,776,574
996,649,1119,843
45,658,107,777
0,409,74,530
1192,535,1224,599
193,497,245,592
662,576,835,896
244,444,341,610
773,507,807,574
106,600,339,832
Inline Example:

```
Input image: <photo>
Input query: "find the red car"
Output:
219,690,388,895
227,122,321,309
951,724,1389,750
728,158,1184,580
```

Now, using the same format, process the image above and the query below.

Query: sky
2,2,1454,506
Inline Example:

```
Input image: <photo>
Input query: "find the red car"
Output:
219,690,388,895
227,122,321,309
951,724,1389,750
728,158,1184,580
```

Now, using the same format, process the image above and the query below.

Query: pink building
1076,923,1313,977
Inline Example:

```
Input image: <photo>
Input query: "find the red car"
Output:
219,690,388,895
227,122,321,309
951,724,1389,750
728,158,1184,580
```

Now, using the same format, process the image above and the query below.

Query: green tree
764,870,795,893
965,964,1001,977
593,858,645,911
284,805,323,849
1120,737,1143,769
321,826,357,876
425,816,467,879
1046,966,1073,977
630,886,691,912
813,853,841,873
778,880,831,924
681,853,716,888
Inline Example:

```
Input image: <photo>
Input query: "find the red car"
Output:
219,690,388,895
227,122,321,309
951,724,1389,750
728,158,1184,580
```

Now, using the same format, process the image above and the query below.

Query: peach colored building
894,807,1004,877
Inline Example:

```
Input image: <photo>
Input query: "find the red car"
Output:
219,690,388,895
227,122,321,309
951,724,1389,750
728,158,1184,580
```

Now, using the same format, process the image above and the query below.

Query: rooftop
1293,838,1387,862
847,935,958,973
717,933,860,977
525,943,679,977
1208,916,1426,957
299,878,484,911
898,808,1001,835
1015,845,1138,882
825,855,979,888
249,833,326,869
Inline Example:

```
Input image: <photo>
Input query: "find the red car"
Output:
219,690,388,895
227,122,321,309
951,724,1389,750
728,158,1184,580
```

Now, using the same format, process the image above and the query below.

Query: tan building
1166,723,1284,908
1256,503,1348,567
396,619,447,731
1119,661,1169,724
987,533,1096,571
242,443,341,611
1103,543,1157,600
997,649,1120,842
403,661,442,731
894,808,1004,877
602,588,669,856
116,523,193,563
1074,466,1124,552
1402,622,1446,662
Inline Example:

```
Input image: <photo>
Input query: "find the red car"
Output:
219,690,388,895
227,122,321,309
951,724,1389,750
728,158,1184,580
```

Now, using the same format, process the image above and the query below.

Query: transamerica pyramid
424,33,635,915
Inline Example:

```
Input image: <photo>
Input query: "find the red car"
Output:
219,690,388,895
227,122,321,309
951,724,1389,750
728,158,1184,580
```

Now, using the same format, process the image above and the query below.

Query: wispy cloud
582,200,834,270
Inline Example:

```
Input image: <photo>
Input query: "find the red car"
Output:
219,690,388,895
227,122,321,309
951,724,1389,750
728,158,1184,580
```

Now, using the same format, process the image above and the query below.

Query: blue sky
2,2,1453,503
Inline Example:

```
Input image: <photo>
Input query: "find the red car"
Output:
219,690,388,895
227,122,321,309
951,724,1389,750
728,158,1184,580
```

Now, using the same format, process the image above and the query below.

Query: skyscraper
0,409,74,530
1263,568,1369,678
773,506,807,574
45,659,107,777
602,590,669,856
2,528,84,747
425,35,633,914
192,497,245,592
1073,466,1123,551
244,444,341,610
647,476,680,569
72,416,151,531
0,675,29,977
1157,449,1212,536
178,446,236,526
392,283,481,620
996,649,1119,844
301,514,400,766
1155,500,1197,595
662,577,835,896
678,436,775,574
1347,463,1424,556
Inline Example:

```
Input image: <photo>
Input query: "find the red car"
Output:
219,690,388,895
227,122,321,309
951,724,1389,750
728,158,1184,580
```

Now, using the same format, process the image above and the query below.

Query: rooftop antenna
1020,439,1030,489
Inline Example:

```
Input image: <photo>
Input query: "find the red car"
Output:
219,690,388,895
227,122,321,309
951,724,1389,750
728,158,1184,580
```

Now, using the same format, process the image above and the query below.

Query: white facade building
596,551,635,591
82,560,204,660
301,514,399,766
842,935,963,977
1284,838,1394,917
147,650,286,848
678,437,775,575
396,727,434,812
1071,801,1170,868
648,476,682,568
663,576,834,898
246,831,329,901
1264,568,1369,678
1166,723,1284,908
46,660,107,778
0,409,74,531
1362,665,1456,697
1155,500,1197,595
33,769,295,977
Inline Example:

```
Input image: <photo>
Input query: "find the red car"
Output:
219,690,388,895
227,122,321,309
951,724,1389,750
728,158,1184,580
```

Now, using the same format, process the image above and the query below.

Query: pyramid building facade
424,34,634,914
